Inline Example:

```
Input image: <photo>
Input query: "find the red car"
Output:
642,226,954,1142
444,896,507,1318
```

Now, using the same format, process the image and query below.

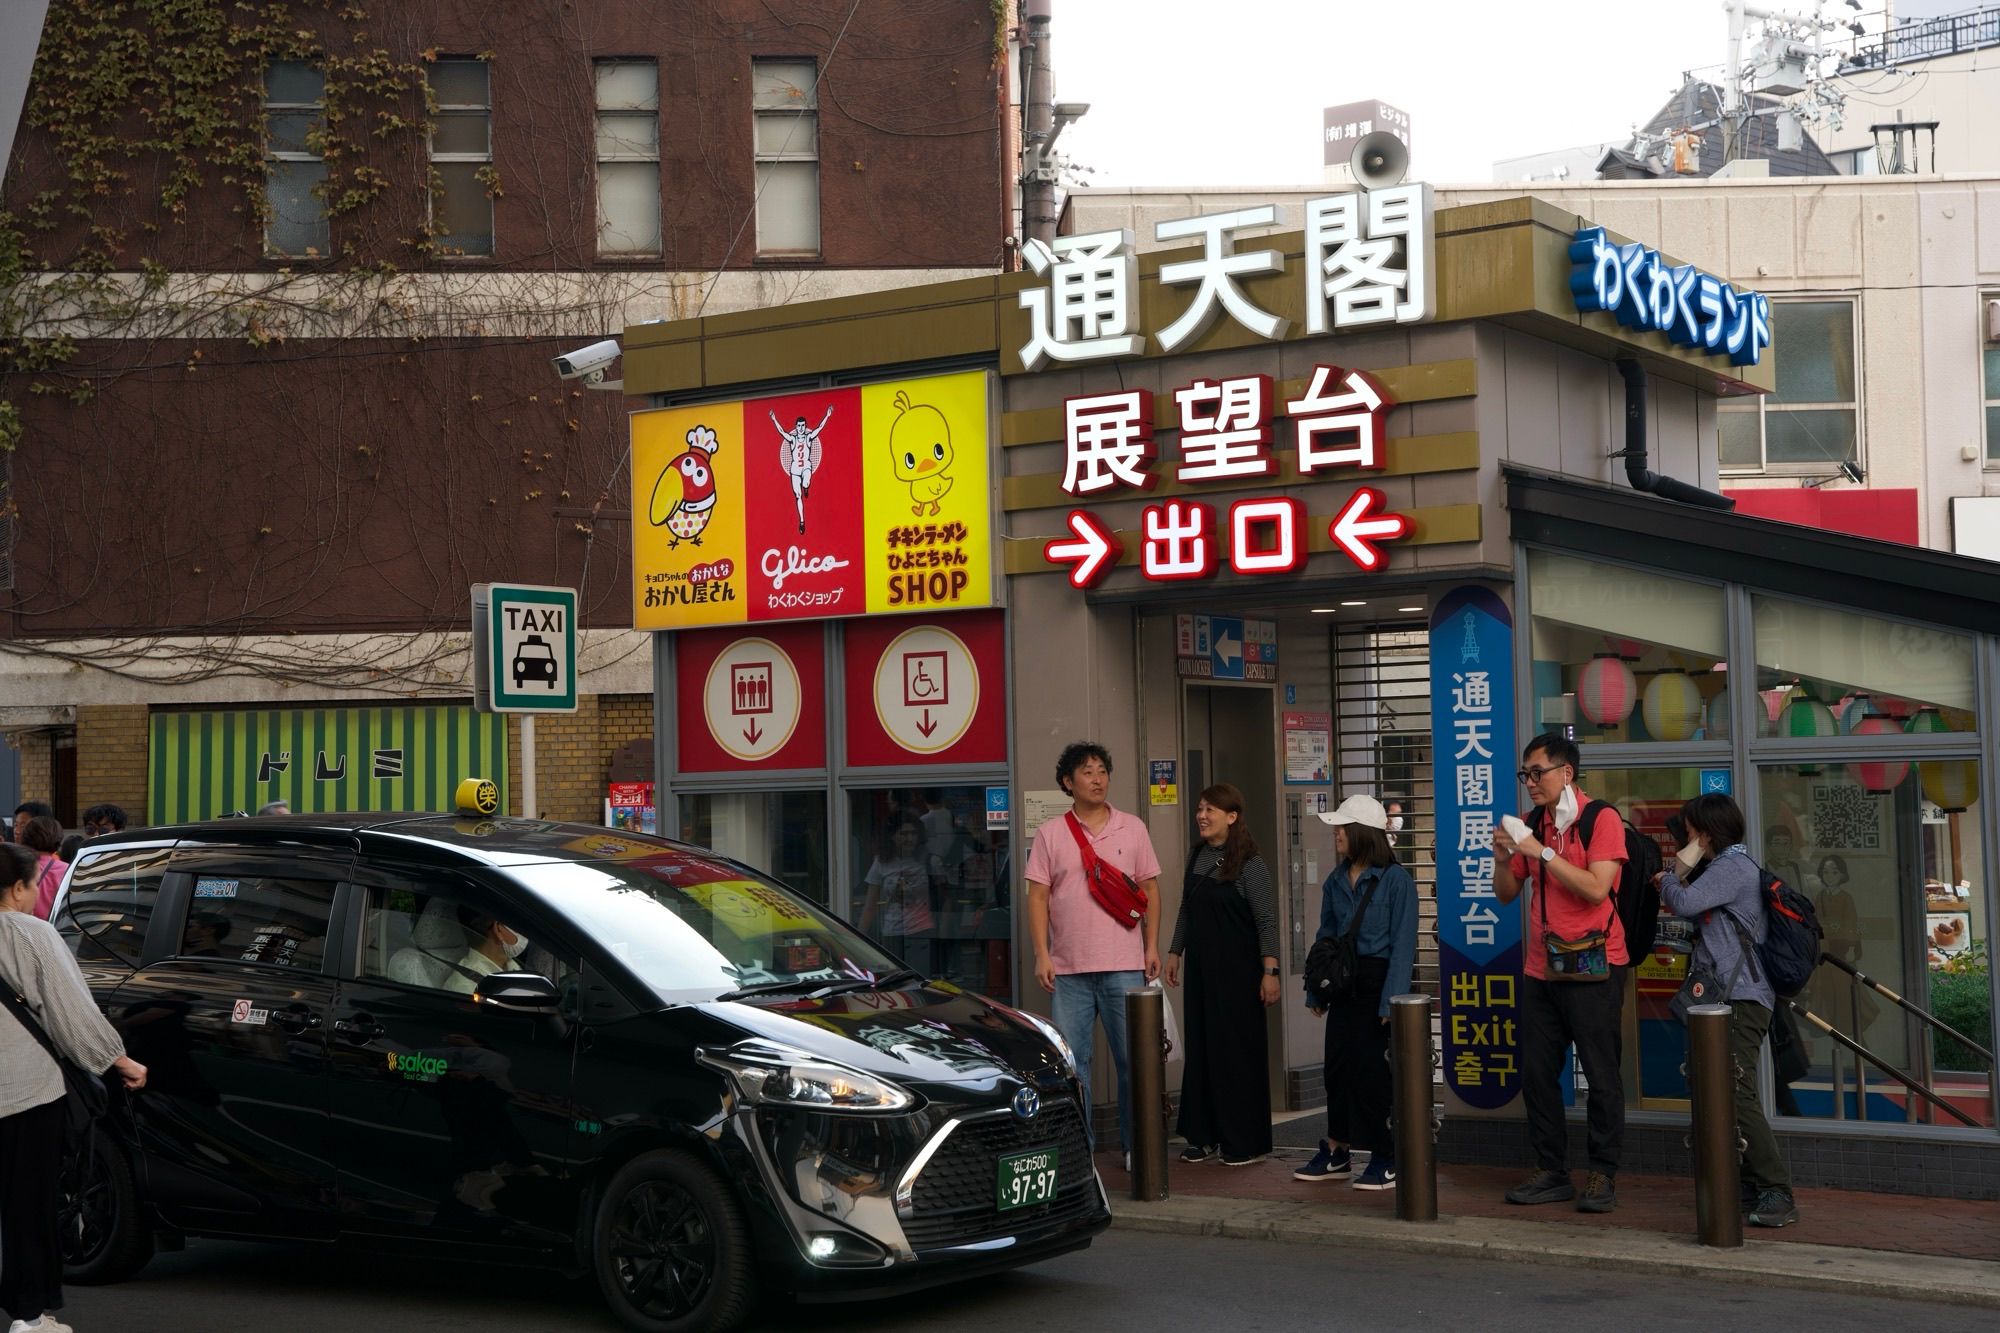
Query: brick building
1,0,1019,825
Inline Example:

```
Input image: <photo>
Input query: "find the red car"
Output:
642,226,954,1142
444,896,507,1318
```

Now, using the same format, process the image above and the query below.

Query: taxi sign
456,777,501,816
473,583,578,713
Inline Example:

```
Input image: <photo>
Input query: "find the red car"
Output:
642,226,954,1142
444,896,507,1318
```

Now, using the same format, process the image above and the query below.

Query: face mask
502,928,529,961
1675,840,1703,874
1386,816,1404,833
1552,784,1580,834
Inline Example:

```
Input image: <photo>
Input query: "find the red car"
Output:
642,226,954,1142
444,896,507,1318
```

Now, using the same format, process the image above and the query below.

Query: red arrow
1328,486,1410,572
743,719,764,745
916,708,938,739
1043,509,1122,588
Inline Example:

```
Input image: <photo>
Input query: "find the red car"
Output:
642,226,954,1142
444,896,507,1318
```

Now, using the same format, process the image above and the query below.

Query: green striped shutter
147,706,508,825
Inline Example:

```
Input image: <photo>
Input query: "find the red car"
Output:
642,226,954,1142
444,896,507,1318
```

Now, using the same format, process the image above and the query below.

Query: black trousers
0,1097,67,1322
1520,969,1626,1176
1322,960,1393,1155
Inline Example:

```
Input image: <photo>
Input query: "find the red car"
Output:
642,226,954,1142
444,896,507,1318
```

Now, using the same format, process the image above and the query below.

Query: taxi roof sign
456,777,501,816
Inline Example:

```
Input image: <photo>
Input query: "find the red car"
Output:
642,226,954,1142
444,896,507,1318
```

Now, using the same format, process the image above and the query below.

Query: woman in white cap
1294,794,1417,1192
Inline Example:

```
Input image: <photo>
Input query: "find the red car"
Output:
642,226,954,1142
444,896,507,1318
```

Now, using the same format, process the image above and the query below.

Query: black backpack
1533,801,1662,962
1750,869,1824,998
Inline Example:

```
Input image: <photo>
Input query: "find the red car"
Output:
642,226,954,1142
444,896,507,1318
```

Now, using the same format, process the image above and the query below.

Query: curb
1108,1194,2000,1310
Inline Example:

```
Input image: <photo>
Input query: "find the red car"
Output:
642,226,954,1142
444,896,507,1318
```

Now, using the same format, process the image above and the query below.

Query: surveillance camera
553,339,621,381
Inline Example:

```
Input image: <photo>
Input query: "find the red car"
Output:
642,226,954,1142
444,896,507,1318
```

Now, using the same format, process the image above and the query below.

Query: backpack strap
1532,799,1618,931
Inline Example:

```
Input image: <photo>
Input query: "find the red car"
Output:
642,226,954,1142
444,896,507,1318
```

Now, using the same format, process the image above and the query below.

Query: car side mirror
473,972,561,1011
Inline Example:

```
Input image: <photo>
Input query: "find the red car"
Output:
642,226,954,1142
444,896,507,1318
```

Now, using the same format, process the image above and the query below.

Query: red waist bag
1064,812,1147,929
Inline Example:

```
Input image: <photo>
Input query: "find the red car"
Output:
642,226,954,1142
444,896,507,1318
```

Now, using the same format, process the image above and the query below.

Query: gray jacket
1659,847,1776,1011
0,911,127,1119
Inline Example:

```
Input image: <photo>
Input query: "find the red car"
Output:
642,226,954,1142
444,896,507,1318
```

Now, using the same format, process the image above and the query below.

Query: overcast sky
1053,0,1779,186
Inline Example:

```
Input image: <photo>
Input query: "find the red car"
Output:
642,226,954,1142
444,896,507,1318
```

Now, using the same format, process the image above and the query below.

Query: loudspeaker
1349,130,1409,188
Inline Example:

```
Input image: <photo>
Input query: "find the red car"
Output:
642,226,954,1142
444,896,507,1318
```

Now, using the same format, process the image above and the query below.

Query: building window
430,58,493,257
1718,298,1859,474
595,60,661,256
264,61,327,257
752,58,819,256
1984,317,2000,466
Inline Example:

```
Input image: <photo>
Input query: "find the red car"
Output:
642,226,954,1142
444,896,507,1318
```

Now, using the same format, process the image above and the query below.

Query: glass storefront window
678,791,830,907
849,787,1012,1002
1758,764,1992,1128
1752,595,1979,739
1526,550,1728,744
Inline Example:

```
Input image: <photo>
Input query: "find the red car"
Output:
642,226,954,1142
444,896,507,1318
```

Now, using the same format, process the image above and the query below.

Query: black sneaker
1577,1170,1617,1213
1505,1168,1575,1205
1293,1141,1353,1182
1748,1187,1799,1228
1220,1150,1268,1167
1179,1144,1217,1164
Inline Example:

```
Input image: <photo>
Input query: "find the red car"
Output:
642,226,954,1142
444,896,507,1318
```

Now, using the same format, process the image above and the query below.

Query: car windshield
503,849,903,1004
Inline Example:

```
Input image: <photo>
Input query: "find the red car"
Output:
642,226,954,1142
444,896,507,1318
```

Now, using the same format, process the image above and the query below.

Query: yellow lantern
1641,668,1702,742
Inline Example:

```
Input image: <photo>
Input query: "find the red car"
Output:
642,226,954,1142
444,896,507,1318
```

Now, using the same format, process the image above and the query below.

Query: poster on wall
1429,586,1522,1112
1282,711,1332,784
629,370,994,629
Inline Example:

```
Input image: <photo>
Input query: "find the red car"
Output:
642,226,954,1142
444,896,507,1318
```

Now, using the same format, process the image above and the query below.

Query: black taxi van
50,808,1107,1332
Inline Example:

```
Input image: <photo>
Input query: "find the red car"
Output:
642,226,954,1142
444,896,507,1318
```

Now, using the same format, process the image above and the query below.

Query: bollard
1389,993,1437,1222
1125,987,1169,1201
1686,1003,1743,1249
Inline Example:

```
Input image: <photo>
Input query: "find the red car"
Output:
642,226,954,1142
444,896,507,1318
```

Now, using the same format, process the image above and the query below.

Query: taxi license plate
995,1145,1061,1212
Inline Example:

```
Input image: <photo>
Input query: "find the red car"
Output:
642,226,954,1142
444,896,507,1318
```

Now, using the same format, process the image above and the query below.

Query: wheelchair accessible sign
474,583,579,713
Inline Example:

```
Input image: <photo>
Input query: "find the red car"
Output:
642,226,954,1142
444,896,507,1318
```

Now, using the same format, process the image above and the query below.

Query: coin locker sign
629,370,995,629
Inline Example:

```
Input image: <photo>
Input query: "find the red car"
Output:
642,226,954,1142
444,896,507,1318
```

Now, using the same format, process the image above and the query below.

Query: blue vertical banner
1430,587,1522,1110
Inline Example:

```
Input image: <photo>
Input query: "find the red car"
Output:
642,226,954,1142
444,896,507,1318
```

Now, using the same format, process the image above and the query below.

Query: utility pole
1021,0,1057,248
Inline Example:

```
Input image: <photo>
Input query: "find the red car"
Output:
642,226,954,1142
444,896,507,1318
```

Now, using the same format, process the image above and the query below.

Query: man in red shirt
1492,732,1628,1213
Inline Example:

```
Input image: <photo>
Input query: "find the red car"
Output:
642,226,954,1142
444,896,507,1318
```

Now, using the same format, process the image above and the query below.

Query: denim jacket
1307,860,1418,1018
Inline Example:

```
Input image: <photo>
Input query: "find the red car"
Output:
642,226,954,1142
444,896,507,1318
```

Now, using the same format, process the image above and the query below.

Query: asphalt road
57,1228,1992,1332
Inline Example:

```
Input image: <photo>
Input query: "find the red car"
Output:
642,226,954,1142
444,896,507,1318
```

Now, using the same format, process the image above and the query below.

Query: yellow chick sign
887,390,955,516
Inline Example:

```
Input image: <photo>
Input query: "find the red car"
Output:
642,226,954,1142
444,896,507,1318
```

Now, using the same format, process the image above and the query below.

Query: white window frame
429,58,493,257
263,61,327,258
1717,294,1862,477
1983,292,2000,470
752,58,820,257
595,59,661,258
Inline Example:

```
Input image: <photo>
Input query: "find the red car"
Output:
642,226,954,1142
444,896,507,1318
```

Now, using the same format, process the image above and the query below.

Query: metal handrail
1817,951,1994,1066
1788,1000,1982,1128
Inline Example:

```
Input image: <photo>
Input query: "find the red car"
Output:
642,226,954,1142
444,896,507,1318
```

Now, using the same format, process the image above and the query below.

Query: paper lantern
1779,695,1837,739
1759,683,1797,726
1850,712,1909,794
1701,687,1730,740
1577,653,1637,729
1642,668,1702,742
1908,707,1980,812
1836,692,1875,734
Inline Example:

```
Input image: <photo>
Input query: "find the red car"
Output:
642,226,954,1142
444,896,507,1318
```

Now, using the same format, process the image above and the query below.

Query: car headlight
1016,1008,1076,1073
696,1041,914,1112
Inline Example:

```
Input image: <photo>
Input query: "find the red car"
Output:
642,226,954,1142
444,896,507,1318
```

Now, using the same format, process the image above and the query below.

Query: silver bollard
1125,988,1169,1201
1390,993,1437,1222
1687,1003,1743,1248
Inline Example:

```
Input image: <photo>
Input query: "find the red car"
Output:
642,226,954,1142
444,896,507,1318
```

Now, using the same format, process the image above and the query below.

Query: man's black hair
83,803,128,830
1522,731,1581,773
13,800,52,820
1055,740,1114,794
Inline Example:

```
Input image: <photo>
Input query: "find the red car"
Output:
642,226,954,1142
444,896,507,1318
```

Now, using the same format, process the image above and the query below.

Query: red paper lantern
1577,653,1637,729
1850,712,1909,794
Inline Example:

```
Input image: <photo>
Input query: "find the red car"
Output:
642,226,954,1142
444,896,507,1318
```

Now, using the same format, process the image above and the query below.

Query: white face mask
1552,784,1580,834
1386,816,1404,833
502,927,529,961
1675,840,1703,873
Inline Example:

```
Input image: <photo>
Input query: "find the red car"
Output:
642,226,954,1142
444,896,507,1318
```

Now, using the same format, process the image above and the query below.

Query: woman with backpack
1293,795,1416,1192
1658,792,1798,1228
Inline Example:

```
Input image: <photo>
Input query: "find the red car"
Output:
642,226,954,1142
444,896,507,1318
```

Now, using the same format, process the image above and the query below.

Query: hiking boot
1293,1140,1353,1181
1747,1187,1799,1228
1179,1144,1217,1164
1577,1170,1617,1213
1353,1156,1398,1191
1505,1168,1575,1205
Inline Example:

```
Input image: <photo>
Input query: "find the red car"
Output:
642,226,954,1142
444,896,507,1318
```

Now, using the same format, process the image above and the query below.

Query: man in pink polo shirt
1492,732,1629,1215
1025,741,1162,1163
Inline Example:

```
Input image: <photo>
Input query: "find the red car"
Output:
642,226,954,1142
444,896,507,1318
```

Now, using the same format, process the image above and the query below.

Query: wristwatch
1264,966,1281,977
1539,845,1558,864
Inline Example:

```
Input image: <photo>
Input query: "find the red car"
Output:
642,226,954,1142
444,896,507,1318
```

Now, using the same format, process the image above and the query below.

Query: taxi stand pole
520,715,536,819
1125,988,1169,1201
1686,1003,1744,1248
1390,993,1438,1222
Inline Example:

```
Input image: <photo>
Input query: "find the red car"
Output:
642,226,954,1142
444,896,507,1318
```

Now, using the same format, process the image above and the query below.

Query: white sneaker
12,1317,77,1333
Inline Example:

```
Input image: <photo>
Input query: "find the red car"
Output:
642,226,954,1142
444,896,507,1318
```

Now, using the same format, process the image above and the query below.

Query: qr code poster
1811,782,1882,850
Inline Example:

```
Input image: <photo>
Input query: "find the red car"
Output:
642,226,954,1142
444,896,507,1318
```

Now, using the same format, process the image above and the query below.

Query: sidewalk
1094,1150,2000,1307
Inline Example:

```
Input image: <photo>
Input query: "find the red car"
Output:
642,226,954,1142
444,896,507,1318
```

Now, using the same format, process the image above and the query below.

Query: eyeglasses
1516,765,1567,784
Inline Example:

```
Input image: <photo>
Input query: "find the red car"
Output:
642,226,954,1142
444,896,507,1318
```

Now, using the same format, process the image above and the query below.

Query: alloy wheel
608,1179,717,1319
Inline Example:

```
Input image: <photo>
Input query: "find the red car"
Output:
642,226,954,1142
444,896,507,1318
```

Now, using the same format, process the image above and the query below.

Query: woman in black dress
1164,783,1281,1166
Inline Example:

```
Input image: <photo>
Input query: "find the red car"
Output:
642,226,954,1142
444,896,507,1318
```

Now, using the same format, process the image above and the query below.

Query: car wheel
61,1130,154,1285
590,1149,754,1333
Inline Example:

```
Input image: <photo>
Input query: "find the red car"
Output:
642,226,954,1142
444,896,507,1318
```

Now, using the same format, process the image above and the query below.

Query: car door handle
274,1006,322,1033
332,1017,385,1042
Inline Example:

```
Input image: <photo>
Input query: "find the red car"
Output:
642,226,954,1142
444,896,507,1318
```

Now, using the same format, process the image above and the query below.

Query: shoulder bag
1063,812,1148,929
1304,872,1381,1003
0,971,109,1151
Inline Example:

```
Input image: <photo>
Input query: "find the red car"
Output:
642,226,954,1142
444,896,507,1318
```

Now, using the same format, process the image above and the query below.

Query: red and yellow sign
631,370,993,629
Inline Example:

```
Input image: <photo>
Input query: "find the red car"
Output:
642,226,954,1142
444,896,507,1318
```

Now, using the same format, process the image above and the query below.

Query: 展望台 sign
1568,226,1771,367
1429,587,1522,1111
629,370,993,629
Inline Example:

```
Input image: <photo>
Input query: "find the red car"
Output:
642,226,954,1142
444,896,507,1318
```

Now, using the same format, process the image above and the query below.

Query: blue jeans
1051,969,1146,1153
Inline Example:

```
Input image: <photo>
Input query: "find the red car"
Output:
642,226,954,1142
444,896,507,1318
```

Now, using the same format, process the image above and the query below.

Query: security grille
1332,621,1436,995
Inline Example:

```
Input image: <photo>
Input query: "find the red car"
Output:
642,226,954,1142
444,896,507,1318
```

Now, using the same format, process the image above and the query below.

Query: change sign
474,583,578,713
